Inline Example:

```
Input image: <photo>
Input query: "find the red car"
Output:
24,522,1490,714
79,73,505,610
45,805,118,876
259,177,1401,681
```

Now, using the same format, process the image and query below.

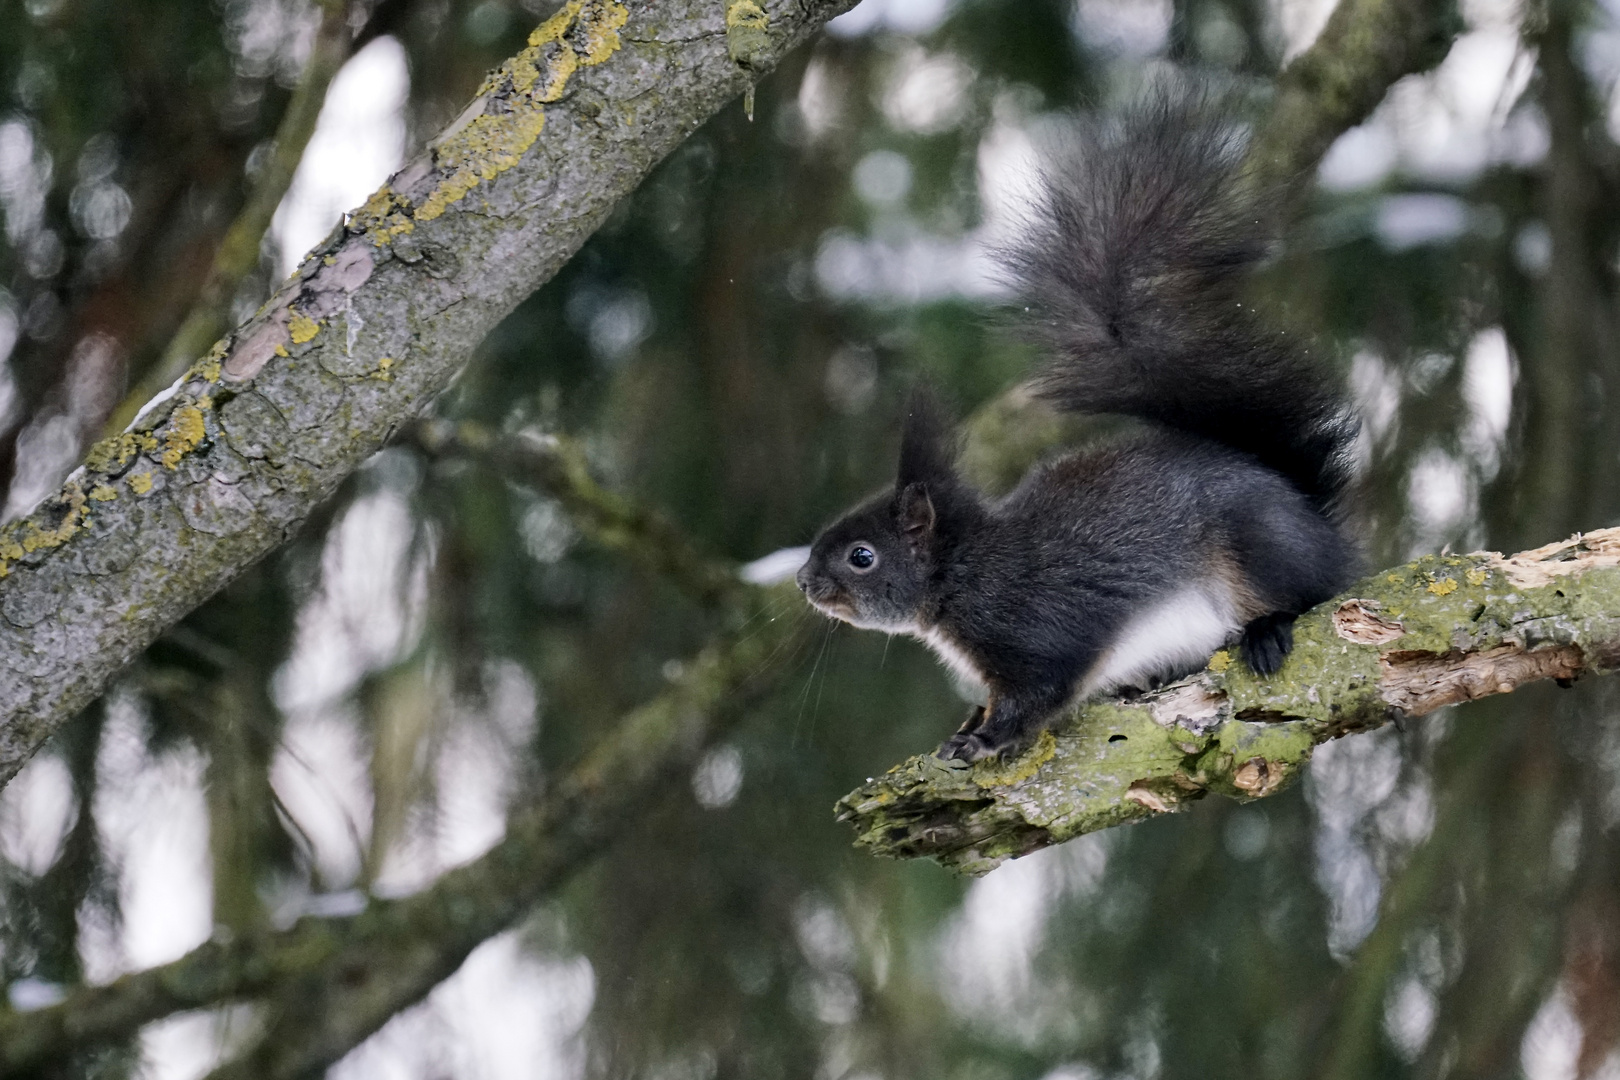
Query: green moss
971,730,1057,787
1192,720,1318,800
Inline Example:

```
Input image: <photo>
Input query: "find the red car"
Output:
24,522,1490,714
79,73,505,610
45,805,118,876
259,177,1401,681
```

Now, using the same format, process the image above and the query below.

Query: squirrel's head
796,388,959,631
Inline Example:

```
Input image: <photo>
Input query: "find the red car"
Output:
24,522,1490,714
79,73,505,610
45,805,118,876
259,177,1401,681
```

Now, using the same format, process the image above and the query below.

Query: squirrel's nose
794,564,810,593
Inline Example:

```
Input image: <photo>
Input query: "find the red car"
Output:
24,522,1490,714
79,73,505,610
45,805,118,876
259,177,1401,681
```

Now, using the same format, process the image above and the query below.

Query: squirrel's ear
896,385,956,489
897,482,936,545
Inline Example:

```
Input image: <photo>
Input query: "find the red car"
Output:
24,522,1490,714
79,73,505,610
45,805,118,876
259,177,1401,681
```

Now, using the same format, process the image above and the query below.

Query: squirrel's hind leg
1239,612,1296,676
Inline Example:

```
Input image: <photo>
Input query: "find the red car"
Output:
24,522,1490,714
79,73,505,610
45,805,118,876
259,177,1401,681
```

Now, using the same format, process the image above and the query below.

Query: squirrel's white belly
1082,580,1242,696
914,626,990,702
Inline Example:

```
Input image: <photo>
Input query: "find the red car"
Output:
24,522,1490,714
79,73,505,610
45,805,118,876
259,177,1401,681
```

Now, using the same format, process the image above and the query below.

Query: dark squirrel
795,89,1360,763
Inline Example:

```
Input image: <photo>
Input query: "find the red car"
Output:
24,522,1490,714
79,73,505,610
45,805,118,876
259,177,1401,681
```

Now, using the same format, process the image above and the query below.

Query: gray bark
0,0,855,785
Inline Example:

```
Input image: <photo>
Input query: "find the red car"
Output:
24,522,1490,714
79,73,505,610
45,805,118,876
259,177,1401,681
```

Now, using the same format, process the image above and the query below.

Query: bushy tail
999,86,1355,512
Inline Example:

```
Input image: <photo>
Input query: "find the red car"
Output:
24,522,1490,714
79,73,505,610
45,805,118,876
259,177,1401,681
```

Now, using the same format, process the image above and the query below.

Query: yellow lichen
162,406,208,469
350,186,416,245
19,485,89,554
1427,577,1458,596
0,529,19,576
725,0,772,67
372,356,395,381
84,430,159,475
414,0,628,223
185,341,227,385
275,344,289,358
726,0,768,29
1207,649,1232,673
1465,567,1488,586
89,485,118,502
0,483,96,575
288,311,320,344
973,730,1058,788
128,472,154,495
84,433,133,474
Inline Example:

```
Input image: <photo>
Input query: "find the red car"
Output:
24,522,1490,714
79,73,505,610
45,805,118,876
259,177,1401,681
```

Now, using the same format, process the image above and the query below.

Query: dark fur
797,88,1359,762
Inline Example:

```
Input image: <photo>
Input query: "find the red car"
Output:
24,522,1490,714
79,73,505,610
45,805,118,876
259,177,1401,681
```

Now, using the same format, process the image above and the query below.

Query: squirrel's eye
848,545,877,571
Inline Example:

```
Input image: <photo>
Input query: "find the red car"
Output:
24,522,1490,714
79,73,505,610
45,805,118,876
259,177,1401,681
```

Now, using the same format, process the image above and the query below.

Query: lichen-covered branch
401,418,745,607
0,0,857,788
836,530,1620,875
0,582,806,1075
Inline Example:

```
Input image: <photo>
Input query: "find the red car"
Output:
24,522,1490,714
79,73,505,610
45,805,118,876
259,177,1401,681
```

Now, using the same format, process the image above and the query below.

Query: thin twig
401,418,748,608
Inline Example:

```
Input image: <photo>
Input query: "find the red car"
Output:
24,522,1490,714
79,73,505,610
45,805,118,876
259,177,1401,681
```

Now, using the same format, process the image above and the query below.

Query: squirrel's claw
936,731,998,763
937,705,998,761
936,721,1036,763
1239,613,1296,676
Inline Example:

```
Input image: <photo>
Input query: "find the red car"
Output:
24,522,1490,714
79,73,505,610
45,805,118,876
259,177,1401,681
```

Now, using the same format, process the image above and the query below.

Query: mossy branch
836,530,1620,875
0,397,796,1076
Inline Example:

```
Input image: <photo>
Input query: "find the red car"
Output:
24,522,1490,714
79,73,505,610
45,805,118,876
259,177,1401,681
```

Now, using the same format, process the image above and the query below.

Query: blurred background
1,0,1619,1076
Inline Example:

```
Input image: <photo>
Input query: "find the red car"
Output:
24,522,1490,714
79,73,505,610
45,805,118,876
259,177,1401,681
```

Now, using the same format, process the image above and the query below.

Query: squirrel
794,87,1361,763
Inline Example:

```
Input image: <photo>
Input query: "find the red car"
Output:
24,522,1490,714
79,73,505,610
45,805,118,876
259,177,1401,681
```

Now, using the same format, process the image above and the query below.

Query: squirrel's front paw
936,729,1000,762
935,707,991,760
936,724,1034,763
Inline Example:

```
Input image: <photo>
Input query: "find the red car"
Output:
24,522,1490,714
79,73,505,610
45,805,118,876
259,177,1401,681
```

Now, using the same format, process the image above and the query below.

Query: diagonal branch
0,0,858,789
836,529,1620,875
1248,0,1460,193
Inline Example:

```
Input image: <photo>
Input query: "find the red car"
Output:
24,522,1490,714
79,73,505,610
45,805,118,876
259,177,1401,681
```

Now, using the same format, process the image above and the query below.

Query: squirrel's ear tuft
897,482,936,545
896,384,957,489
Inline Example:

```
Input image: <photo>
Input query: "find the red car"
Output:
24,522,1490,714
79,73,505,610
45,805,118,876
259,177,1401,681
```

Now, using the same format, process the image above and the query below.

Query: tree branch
1248,0,1459,192
836,529,1620,875
0,357,794,1074
0,0,857,788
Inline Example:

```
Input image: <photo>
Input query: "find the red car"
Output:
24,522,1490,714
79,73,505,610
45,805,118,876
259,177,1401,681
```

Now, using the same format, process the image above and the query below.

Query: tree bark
0,0,856,787
836,529,1620,875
